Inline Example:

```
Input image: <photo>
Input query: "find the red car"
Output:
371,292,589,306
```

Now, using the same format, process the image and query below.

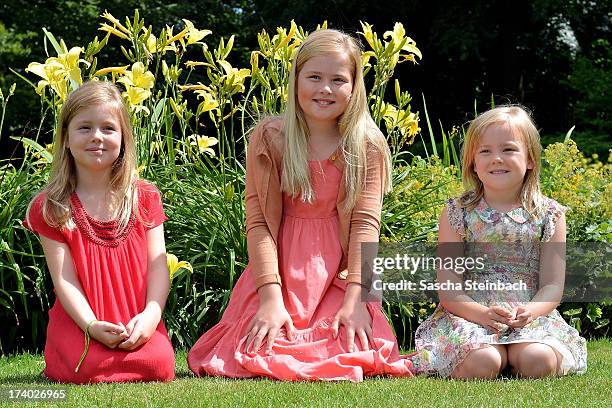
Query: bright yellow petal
25,62,49,80
94,65,130,76
99,23,130,40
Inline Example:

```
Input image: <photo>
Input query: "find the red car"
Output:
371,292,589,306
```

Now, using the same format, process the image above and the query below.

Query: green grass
0,340,610,407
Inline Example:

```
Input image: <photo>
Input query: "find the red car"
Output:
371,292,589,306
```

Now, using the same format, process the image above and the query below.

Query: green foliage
1,14,424,352
0,11,609,354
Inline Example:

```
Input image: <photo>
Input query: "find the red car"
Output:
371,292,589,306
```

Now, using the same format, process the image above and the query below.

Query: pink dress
188,159,414,382
25,181,175,383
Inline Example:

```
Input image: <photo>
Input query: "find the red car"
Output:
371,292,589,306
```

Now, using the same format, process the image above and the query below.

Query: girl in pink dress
25,81,175,383
188,29,414,382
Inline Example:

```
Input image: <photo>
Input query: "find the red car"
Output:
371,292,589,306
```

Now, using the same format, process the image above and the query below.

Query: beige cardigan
245,117,386,289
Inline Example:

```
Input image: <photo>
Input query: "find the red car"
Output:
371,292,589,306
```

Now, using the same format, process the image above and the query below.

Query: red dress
25,180,175,383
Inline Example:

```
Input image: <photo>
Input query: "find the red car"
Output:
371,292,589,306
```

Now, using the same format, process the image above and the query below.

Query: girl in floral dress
411,106,587,379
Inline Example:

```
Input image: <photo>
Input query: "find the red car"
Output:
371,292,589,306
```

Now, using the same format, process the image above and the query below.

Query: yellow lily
145,32,158,54
122,85,151,114
250,51,259,76
26,59,69,100
178,82,213,92
166,24,190,45
99,23,130,40
94,65,130,82
94,65,129,76
189,135,218,157
195,89,219,115
166,253,193,280
169,97,185,121
185,60,213,69
218,60,250,94
53,46,87,85
100,11,130,36
359,22,378,51
182,19,211,45
383,22,422,62
118,62,155,89
275,20,297,50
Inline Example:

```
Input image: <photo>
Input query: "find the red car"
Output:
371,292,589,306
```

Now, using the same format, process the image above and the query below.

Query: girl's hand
88,320,129,349
331,296,374,353
245,299,295,355
479,305,513,333
118,310,160,350
508,305,534,328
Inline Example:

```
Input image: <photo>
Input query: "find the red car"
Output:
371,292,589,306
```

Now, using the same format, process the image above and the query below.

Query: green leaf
564,125,576,142
10,136,53,163
42,27,63,55
563,307,582,317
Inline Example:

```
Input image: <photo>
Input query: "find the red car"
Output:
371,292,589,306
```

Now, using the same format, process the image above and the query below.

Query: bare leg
451,345,507,380
507,342,561,378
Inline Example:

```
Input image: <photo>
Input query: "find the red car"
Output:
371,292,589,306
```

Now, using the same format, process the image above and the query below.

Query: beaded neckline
70,193,136,247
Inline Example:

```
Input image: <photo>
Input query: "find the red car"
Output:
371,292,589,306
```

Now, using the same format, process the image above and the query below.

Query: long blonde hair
460,105,544,215
28,81,139,233
282,29,392,210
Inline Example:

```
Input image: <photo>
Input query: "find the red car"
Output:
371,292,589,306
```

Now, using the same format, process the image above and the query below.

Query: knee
513,344,558,378
452,347,504,380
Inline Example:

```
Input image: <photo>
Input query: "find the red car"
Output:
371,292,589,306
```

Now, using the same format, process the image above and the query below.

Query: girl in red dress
25,81,175,383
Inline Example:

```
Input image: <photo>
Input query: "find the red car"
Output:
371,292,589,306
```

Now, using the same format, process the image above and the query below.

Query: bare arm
509,213,566,327
437,206,512,331
40,236,128,347
119,224,170,350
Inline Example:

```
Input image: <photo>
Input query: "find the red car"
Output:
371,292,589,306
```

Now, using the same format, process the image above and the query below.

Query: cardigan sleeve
245,122,282,289
345,145,386,286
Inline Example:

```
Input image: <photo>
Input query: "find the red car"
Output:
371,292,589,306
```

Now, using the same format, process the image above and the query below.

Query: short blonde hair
460,105,544,215
28,81,139,233
282,29,392,210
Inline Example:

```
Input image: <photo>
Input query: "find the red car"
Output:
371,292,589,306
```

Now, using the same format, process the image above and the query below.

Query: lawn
0,340,610,407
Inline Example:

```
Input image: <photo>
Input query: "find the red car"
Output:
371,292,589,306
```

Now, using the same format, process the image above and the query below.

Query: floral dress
411,196,587,377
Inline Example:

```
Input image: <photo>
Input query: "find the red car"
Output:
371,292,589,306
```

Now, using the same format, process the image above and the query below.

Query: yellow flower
122,85,151,114
145,32,158,54
383,22,422,62
182,19,211,45
250,51,260,76
195,89,219,115
118,62,155,89
359,21,378,51
94,65,129,76
189,134,218,156
53,46,87,84
166,24,189,45
185,60,213,69
100,10,130,37
166,253,193,280
178,82,213,92
26,60,63,96
99,23,130,40
218,60,251,94
275,20,297,50
94,65,130,81
169,97,185,121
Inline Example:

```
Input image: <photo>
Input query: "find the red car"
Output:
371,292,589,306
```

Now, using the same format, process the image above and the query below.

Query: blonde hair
28,81,139,233
282,29,392,210
460,105,544,215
